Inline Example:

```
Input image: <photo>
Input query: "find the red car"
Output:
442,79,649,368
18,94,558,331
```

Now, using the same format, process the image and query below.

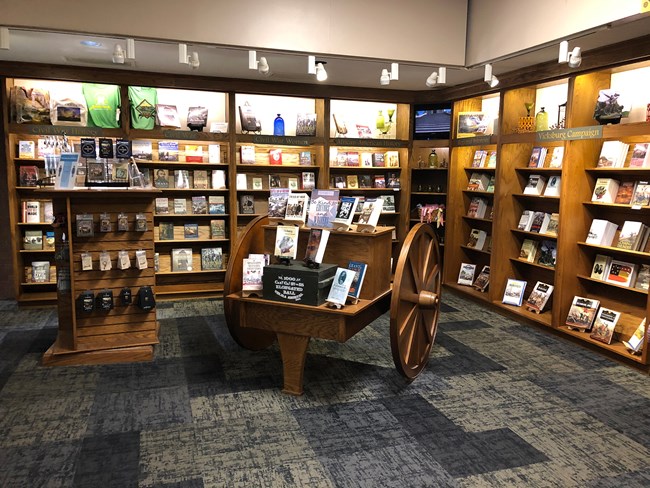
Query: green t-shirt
82,83,121,128
128,86,158,130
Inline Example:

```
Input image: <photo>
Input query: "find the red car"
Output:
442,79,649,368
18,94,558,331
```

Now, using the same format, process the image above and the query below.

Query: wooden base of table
277,333,310,395
42,342,155,366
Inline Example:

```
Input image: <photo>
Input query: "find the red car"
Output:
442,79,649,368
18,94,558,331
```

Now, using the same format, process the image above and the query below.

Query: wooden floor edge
42,344,155,366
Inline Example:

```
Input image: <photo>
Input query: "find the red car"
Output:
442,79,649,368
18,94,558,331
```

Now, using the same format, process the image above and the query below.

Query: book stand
354,223,378,233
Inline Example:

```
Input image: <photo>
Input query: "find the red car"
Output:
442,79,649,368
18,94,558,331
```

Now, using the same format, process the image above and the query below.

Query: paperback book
201,247,223,270
589,307,621,344
347,261,367,300
304,228,330,264
307,189,340,228
502,279,527,306
274,225,299,259
524,281,554,313
472,265,490,292
326,267,356,306
457,263,476,286
566,296,600,330
268,188,291,219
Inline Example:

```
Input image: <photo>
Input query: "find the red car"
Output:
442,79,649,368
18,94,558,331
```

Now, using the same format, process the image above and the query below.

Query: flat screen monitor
413,103,452,140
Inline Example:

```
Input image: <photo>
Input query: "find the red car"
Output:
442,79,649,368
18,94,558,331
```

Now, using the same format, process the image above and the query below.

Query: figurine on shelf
428,149,439,168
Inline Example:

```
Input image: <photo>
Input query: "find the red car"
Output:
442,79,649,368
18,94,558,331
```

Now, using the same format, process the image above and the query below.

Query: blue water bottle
274,114,285,136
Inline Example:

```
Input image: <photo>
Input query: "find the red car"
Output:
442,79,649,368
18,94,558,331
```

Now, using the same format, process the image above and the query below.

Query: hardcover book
18,140,36,159
251,177,264,190
284,193,309,223
132,140,153,161
633,264,650,291
154,168,170,188
159,221,174,240
173,198,187,215
471,149,487,168
269,174,282,189
614,181,636,204
467,197,488,219
268,188,291,219
382,194,396,213
19,165,39,187
524,281,554,313
374,175,386,188
486,150,497,168
239,194,256,214
210,219,226,239
201,247,223,270
590,307,621,344
304,228,330,264
502,278,527,306
358,174,373,188
269,149,282,165
301,172,315,190
193,170,209,189
385,151,400,168
185,145,204,162
517,210,534,232
347,260,367,299
156,104,181,128
372,153,385,167
332,196,360,229
236,173,248,190
191,196,208,214
171,248,193,271
386,172,400,188
240,145,256,164
597,140,628,168
211,169,227,189
274,225,299,259
472,265,490,292
519,239,538,262
23,229,43,250
457,263,476,286
208,196,226,214
616,221,645,250
586,219,618,246
208,144,221,164
183,223,199,239
529,212,550,233
346,152,360,167
296,113,317,136
175,170,191,189
307,189,340,228
242,256,264,293
346,175,359,189
299,151,312,165
606,259,637,287
326,267,356,306
355,198,383,229
158,140,179,161
361,153,373,167
528,146,547,168
467,172,490,191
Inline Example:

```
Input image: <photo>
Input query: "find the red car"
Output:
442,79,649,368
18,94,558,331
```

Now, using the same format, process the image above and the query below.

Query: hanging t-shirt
82,83,121,128
128,86,158,130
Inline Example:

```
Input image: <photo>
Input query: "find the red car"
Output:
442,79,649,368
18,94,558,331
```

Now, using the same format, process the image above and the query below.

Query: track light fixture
248,50,271,76
380,62,399,86
308,55,328,82
179,44,199,69
112,44,125,64
0,27,9,50
126,38,135,60
484,64,499,88
558,40,582,68
188,51,200,69
425,67,447,87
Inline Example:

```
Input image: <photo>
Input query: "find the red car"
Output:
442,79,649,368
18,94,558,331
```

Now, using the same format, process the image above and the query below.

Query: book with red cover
269,149,282,165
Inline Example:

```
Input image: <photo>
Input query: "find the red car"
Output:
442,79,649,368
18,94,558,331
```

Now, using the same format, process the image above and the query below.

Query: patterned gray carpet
0,290,648,487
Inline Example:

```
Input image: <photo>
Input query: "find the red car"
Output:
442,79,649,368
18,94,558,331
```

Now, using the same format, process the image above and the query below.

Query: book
528,146,547,168
355,198,383,228
543,175,561,197
208,144,221,164
591,178,619,203
472,265,490,292
386,172,400,188
307,189,340,228
24,200,41,223
467,172,490,191
175,169,190,189
372,153,385,167
524,281,554,313
140,168,153,188
471,149,487,168
299,151,312,166
288,177,298,191
301,172,315,190
173,198,187,214
296,113,317,136
326,267,356,306
356,125,372,138
252,177,264,190
185,145,204,162
606,259,637,287
529,212,550,233
502,279,527,306
193,170,209,189
457,263,476,286
201,247,223,270
631,181,650,206
156,104,181,127
239,194,256,214
544,213,560,237
284,193,309,223
486,150,497,168
269,174,282,189
616,221,646,250
381,194,396,213
210,169,225,190
360,153,373,168
373,175,386,188
18,140,36,159
268,188,291,219
269,149,282,165
519,239,538,262
629,143,650,167
523,174,546,195
236,173,248,190
597,140,628,168
184,223,199,239
486,175,496,193
158,140,179,161
346,152,360,167
358,174,373,188
467,228,487,250
385,151,400,168
154,169,170,188
240,145,256,164
304,228,330,264
623,318,646,353
23,229,43,250
208,196,226,214
614,181,636,204
586,219,618,246
332,196,360,229
19,165,39,187
159,221,174,240
347,261,367,299
536,240,557,268
517,210,534,232
590,307,621,344
633,264,650,291
242,256,264,294
467,197,488,219
590,254,612,280
191,196,208,214
274,225,299,259
171,248,193,271
566,296,600,330
548,147,564,168
132,140,153,161
346,175,359,189
210,219,226,239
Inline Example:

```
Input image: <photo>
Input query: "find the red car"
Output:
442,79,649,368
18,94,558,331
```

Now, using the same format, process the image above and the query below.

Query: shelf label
332,138,403,148
454,135,492,147
252,135,311,146
536,125,603,142
27,126,102,136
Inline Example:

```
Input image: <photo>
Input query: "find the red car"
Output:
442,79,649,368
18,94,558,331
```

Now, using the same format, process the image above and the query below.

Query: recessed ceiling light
80,40,102,48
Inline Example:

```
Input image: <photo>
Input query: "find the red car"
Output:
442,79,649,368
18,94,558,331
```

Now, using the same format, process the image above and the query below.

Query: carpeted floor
0,290,649,487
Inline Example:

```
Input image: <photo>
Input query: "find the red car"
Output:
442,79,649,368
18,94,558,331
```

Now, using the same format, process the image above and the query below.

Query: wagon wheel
223,214,276,350
390,223,442,380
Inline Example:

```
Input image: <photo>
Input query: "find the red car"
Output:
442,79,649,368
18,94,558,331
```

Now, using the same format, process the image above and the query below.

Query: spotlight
1,27,10,50
558,41,582,68
380,62,399,86
188,51,200,69
249,50,271,76
112,44,125,64
425,67,446,87
484,64,499,88
179,44,199,69
308,56,328,82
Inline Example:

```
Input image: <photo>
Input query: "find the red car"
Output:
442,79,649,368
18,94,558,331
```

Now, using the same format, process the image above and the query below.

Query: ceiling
1,14,650,92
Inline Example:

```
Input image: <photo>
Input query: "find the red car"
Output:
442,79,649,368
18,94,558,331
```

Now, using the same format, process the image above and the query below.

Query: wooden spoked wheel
390,223,442,380
223,214,276,350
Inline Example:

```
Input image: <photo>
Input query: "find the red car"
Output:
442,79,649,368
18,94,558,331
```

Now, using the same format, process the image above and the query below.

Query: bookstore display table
224,215,441,395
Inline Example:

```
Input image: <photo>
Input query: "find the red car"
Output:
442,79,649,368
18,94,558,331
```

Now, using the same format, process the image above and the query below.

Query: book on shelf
543,175,561,197
304,228,330,264
154,168,170,188
208,144,221,164
269,149,282,165
183,223,199,239
156,104,181,128
307,189,340,228
171,248,193,271
347,261,368,300
208,195,226,214
191,196,208,214
296,113,317,136
251,177,264,190
372,153,385,167
284,193,309,224
471,149,487,168
299,151,312,166
386,172,400,188
548,147,564,168
347,175,359,189
158,140,179,161
23,229,43,250
236,173,248,190
132,140,153,161
589,307,621,344
597,140,628,168
385,151,400,168
472,265,490,292
382,194,396,213
356,124,372,138
519,239,538,262
210,219,226,239
334,152,347,167
615,221,647,250
486,175,496,193
333,175,346,189
301,172,315,190
269,174,282,189
467,172,490,191
545,213,560,236
201,247,223,270
159,222,174,240
361,152,373,168
268,188,291,219
274,225,299,259
524,281,554,313
467,229,487,250
529,211,550,233
185,145,203,163
175,169,191,189
528,146,548,168
502,278,527,306
457,263,476,286
631,181,650,206
19,165,39,187
239,194,256,214
358,174,373,188
536,240,557,268
374,175,386,188
467,197,488,219
586,219,618,246
566,296,600,331
623,318,646,353
193,170,209,189
173,198,187,214
18,140,36,159
517,210,535,232
326,267,356,306
523,174,547,195
633,264,650,291
288,177,299,191
605,259,637,287
332,196,360,229
590,254,612,280
614,181,636,204
240,145,256,164
242,256,264,294
591,178,620,203
486,150,497,168
629,143,650,168
346,152,360,167
24,200,41,223
355,197,383,229
140,168,153,189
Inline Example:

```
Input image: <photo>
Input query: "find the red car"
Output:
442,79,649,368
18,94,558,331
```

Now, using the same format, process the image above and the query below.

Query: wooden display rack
42,189,160,366
225,215,442,395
